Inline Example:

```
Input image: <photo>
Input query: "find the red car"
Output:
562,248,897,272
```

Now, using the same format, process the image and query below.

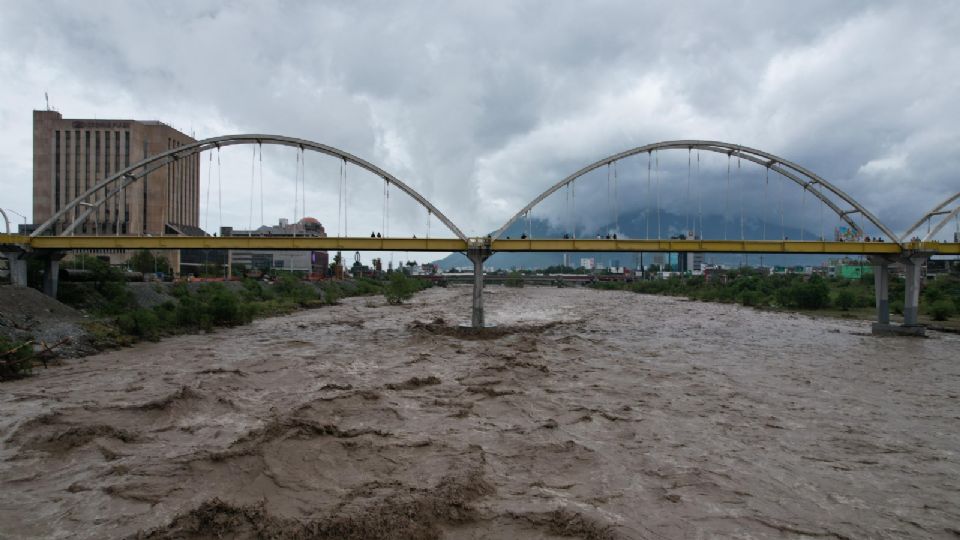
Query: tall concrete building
33,110,199,236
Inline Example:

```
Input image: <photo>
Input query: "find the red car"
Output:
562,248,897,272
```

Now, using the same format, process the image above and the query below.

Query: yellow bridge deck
1,234,958,255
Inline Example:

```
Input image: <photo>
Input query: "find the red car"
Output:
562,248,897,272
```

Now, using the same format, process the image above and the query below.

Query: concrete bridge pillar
873,252,929,336
5,251,28,287
41,252,65,299
869,256,891,325
902,255,927,327
467,238,492,329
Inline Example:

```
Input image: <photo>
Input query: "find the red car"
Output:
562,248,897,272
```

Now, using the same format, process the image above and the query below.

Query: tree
128,250,170,275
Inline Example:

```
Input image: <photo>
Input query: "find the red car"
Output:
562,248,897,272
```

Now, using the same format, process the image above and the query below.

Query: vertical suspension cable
607,163,612,235
697,150,702,238
646,151,651,239
382,179,387,238
343,159,348,237
293,151,300,228
686,148,691,234
613,160,619,235
565,183,570,237
301,148,307,226
738,156,744,241
656,149,661,239
259,143,264,227
800,184,806,241
337,159,343,238
778,171,784,240
724,154,730,241
763,165,769,241
217,147,223,233
249,145,256,230
571,179,576,239
205,152,212,233
819,192,825,241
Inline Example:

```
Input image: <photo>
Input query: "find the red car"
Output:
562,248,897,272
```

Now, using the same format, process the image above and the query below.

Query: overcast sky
1,0,958,241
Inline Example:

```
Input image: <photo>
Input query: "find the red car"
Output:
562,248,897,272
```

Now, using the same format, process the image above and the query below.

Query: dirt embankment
0,285,99,358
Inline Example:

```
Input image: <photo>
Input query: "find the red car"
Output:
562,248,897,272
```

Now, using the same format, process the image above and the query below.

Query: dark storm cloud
1,1,958,239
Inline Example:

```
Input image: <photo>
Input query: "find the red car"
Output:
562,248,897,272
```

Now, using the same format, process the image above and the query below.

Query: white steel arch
900,191,960,242
493,140,900,244
32,134,467,241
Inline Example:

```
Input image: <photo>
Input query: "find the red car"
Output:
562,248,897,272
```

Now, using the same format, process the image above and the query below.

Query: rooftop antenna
44,92,50,111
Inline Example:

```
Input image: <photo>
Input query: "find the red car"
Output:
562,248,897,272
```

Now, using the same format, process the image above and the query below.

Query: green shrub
273,274,316,305
322,283,342,305
385,272,419,304
354,277,384,295
117,308,163,341
739,290,763,307
205,287,243,325
505,271,524,288
929,300,953,321
835,290,856,311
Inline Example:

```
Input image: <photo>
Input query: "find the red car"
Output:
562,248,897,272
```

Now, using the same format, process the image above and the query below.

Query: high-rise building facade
33,110,199,236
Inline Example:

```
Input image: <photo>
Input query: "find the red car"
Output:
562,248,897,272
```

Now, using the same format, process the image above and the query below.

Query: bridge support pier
902,255,927,327
40,251,66,299
467,239,492,329
5,251,28,287
872,252,929,337
870,256,892,326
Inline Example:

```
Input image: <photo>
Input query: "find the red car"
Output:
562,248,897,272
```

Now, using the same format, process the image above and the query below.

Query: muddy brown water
1,286,958,539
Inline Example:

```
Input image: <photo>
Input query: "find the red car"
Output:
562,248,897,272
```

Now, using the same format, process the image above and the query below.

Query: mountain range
431,209,844,270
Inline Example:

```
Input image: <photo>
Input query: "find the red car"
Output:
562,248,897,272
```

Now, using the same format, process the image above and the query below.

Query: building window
64,130,70,210
84,131,90,193
73,130,80,210
142,140,149,233
104,131,110,175
54,130,61,212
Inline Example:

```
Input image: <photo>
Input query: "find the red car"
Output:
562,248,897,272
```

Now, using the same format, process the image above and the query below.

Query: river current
1,286,958,538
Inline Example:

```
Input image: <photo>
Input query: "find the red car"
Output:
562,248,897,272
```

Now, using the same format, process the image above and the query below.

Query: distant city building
33,110,200,271
224,217,329,274
33,110,199,236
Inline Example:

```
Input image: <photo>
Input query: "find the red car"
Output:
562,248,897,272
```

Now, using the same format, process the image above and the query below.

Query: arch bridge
2,137,957,335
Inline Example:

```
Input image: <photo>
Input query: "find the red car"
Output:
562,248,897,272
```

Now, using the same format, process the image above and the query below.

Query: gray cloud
1,0,958,241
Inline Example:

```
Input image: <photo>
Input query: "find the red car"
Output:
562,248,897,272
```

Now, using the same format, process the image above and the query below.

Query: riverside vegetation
591,268,960,324
1,255,430,380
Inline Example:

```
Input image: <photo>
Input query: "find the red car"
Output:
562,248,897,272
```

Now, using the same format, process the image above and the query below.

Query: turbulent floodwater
1,286,959,539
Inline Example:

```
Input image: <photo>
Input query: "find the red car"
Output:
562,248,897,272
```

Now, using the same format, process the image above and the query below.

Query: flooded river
1,286,958,539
